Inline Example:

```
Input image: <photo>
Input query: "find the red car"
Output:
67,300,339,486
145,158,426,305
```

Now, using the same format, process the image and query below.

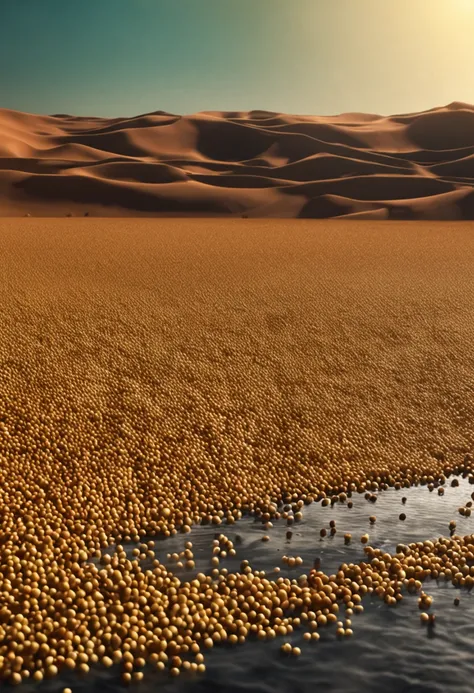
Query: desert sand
3,103,474,218
1,219,474,683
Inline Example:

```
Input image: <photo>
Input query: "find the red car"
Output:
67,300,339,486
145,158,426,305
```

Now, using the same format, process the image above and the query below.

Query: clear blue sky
2,0,474,117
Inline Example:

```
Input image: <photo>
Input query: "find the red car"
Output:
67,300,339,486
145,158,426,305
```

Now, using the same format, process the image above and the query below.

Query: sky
2,0,474,118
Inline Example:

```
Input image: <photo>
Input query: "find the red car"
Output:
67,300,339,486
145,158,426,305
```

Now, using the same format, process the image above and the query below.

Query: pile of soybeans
2,219,474,686
1,403,474,688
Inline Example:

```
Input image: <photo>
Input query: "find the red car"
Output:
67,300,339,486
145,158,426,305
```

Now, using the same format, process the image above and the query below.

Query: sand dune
2,103,474,218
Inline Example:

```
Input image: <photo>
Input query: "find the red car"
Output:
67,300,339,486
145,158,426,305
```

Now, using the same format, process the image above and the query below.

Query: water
6,477,474,693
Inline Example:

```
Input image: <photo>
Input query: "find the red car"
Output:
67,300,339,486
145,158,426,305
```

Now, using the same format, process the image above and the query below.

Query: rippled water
9,478,474,693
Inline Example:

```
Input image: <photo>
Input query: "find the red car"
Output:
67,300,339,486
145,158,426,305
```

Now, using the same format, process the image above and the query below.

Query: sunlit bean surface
1,219,474,691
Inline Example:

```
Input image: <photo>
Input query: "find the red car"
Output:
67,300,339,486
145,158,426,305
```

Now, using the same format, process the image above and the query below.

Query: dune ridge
2,103,474,218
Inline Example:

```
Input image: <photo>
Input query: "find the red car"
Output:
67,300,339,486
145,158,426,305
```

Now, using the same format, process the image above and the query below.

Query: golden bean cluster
2,221,474,684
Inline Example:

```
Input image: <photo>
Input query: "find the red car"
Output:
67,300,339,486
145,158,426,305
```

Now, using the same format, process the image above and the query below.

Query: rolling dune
2,103,474,218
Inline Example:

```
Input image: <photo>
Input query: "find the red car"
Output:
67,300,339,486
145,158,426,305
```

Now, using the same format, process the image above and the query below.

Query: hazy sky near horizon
2,0,474,117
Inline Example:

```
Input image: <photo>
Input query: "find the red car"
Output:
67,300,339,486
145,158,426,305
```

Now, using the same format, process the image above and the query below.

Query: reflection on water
10,478,474,693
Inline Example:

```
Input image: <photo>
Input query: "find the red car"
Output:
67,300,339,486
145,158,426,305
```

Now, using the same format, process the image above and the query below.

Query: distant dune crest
1,103,474,218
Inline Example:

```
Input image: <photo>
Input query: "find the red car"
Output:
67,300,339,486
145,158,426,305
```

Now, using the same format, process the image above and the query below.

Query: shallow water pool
10,477,474,693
